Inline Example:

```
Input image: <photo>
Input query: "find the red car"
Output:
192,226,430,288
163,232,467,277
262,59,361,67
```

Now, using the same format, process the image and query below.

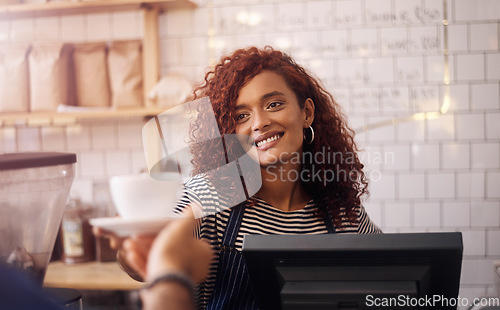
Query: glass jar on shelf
61,197,95,264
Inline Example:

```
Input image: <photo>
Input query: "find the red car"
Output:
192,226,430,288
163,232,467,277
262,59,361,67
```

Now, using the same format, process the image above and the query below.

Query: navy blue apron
205,203,336,310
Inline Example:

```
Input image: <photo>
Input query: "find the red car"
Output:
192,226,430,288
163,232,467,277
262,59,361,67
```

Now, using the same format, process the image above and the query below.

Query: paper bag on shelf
107,40,143,109
0,44,31,113
29,43,72,111
72,42,110,107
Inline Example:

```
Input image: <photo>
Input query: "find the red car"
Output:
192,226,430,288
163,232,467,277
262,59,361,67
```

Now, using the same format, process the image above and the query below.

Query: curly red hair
190,46,367,227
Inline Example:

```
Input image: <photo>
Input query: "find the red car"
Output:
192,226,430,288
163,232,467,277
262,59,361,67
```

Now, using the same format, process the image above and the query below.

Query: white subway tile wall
448,83,470,110
86,13,112,41
487,172,500,198
442,142,470,169
462,230,487,256
427,172,455,199
369,171,396,200
486,112,500,139
10,18,35,42
383,144,411,171
456,54,485,81
60,15,85,42
79,151,106,178
427,113,454,140
470,23,499,51
112,11,142,40
471,142,500,169
461,258,498,285
1,0,499,300
443,202,471,227
447,24,468,52
41,126,66,151
17,126,40,152
487,53,500,80
35,16,59,42
472,83,500,110
413,202,441,228
66,124,92,150
397,118,426,141
0,127,16,153
457,172,485,199
488,230,500,255
456,113,485,140
384,202,412,228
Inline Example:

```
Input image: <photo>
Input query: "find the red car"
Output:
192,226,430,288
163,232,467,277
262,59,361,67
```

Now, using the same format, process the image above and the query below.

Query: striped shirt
176,175,382,309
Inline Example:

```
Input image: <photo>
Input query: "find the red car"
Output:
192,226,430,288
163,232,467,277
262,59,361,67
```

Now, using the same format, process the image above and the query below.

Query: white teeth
256,135,280,147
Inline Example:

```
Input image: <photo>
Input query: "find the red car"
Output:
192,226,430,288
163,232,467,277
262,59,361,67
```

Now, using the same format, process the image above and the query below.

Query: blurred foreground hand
146,207,214,283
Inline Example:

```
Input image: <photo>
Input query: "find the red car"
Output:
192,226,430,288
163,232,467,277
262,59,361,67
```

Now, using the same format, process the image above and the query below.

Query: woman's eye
268,101,283,109
236,113,247,121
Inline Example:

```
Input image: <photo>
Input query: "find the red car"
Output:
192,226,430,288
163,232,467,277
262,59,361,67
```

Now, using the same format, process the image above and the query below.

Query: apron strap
323,210,336,234
221,203,246,247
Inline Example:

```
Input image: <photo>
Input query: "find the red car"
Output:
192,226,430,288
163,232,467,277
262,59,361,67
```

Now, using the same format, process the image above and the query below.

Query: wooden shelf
44,261,143,291
0,108,166,125
0,0,196,18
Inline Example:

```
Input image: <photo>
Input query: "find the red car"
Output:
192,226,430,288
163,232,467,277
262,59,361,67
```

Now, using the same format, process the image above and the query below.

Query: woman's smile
255,132,284,149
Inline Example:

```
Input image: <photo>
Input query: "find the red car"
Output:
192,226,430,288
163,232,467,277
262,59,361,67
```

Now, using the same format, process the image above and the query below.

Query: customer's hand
146,207,214,284
93,206,213,284
140,207,214,310
93,227,155,281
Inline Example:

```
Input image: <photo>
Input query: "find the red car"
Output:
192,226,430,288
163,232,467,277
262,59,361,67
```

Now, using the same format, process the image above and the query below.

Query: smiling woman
177,46,382,309
115,46,382,310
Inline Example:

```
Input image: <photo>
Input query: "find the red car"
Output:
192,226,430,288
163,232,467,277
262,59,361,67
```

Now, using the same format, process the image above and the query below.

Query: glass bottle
61,198,95,264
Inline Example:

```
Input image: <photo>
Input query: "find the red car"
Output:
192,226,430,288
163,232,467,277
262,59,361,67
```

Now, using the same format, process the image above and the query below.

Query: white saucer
90,216,178,237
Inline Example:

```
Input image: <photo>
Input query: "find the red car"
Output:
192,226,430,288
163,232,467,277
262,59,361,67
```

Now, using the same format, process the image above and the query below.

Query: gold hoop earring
303,125,314,144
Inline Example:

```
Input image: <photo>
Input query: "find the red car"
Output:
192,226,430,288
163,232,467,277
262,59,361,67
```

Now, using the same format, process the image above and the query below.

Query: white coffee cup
109,172,183,219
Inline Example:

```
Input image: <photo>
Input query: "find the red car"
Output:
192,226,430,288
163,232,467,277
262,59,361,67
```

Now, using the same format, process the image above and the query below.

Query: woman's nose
250,110,271,131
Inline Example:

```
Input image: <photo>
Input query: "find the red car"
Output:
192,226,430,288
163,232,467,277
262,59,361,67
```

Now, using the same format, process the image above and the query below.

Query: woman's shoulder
179,174,240,217
331,204,382,234
356,205,382,234
183,173,212,189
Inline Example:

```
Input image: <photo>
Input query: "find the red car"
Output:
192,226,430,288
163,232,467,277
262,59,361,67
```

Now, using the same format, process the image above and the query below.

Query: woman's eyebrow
260,91,285,101
234,104,247,111
235,91,286,111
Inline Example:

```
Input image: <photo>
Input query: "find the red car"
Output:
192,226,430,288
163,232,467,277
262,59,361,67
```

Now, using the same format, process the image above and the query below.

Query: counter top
43,261,143,291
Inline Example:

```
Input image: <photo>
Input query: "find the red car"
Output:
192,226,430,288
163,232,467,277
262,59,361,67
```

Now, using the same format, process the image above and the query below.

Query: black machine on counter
243,232,463,310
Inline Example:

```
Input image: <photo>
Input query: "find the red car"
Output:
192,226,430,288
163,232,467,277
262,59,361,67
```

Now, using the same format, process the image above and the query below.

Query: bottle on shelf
61,197,95,264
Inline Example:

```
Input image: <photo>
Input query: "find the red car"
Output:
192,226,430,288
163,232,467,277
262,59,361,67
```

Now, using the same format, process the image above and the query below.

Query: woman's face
234,71,314,167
